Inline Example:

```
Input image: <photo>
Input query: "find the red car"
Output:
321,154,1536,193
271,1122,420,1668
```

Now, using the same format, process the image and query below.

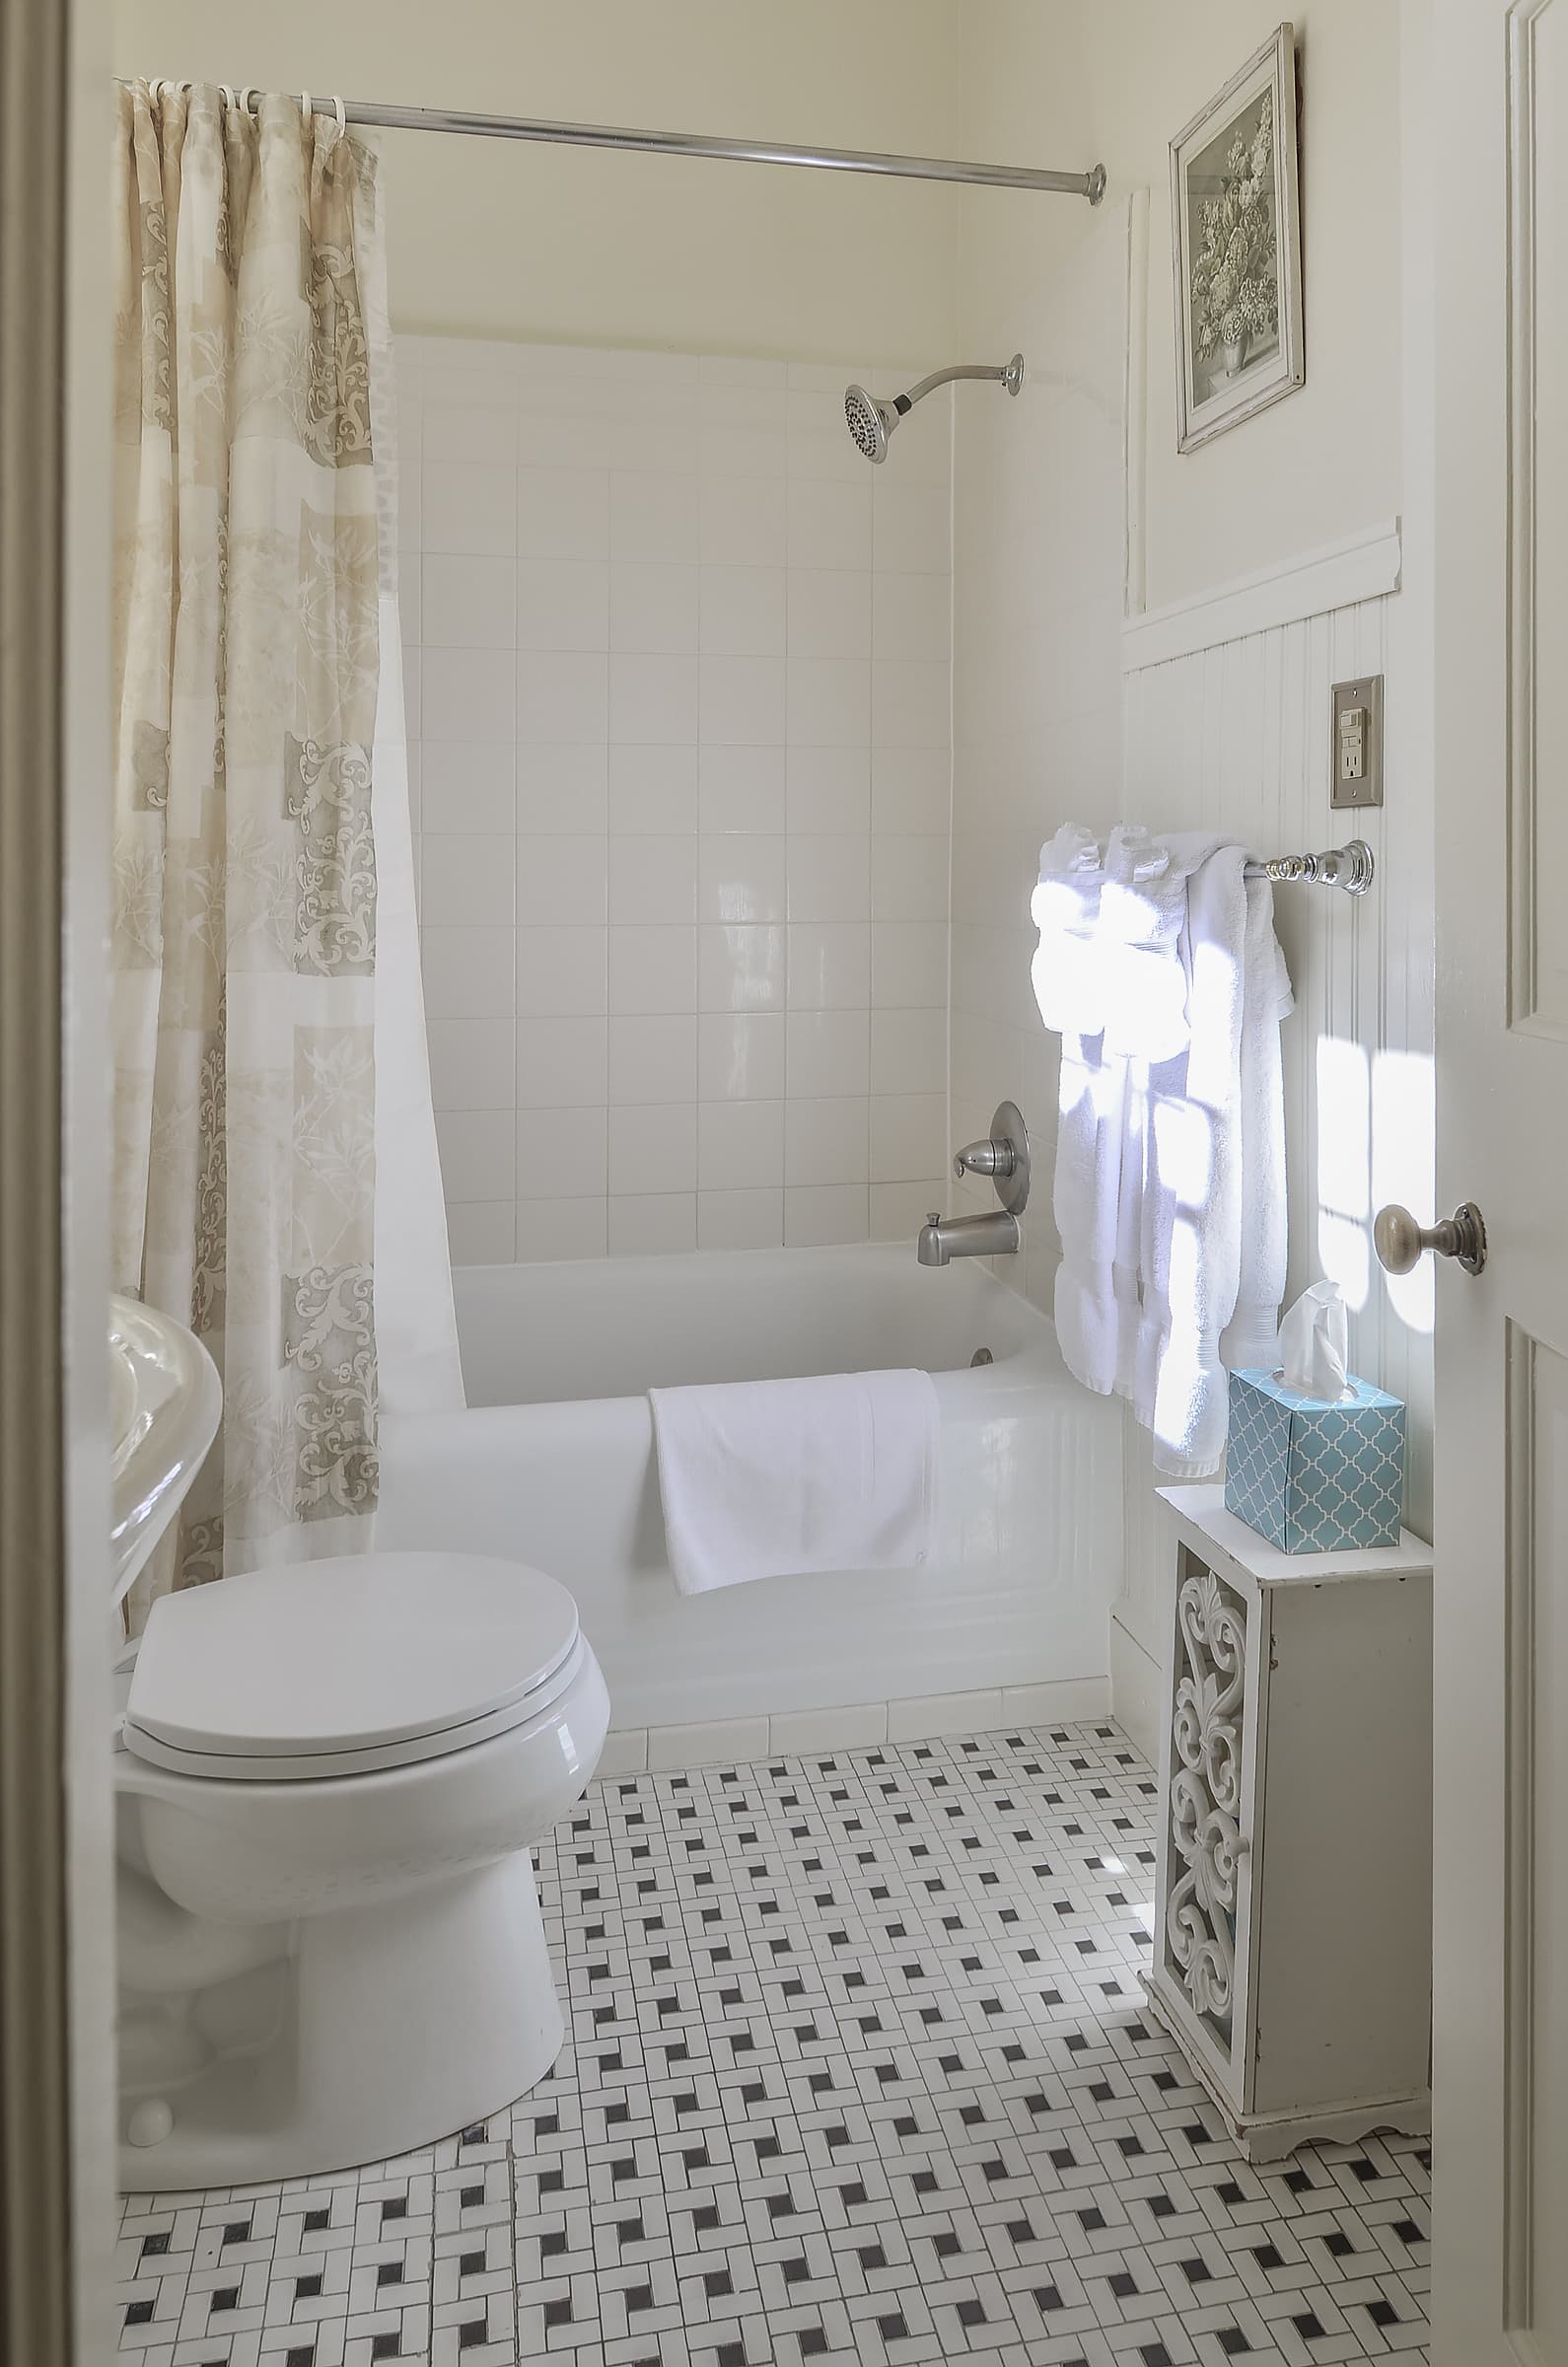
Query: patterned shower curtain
111,82,389,1621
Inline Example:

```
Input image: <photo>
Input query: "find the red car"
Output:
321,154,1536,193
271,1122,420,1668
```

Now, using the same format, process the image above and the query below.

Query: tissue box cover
1225,1369,1406,1552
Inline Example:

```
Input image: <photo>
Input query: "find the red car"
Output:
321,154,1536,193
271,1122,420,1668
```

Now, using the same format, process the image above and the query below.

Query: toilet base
117,1848,562,2190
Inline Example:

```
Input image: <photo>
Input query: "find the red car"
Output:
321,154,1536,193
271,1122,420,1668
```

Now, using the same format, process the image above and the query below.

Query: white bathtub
378,1245,1122,1734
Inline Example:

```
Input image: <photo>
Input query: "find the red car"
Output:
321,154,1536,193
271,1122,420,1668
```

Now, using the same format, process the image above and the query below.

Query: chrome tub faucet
916,1100,1031,1266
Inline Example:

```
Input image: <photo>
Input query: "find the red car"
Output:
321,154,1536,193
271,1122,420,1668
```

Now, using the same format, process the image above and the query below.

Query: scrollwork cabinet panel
1145,1485,1433,2162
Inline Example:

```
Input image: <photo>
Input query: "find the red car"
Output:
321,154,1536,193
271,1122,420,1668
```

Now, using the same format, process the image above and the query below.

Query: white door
1427,5,1568,2361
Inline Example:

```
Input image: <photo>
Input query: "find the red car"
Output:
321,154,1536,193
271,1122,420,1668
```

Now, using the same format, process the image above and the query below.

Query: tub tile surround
399,337,953,1264
113,1721,1431,2366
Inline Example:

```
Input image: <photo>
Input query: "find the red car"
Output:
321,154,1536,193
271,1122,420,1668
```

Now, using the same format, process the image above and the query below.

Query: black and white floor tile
114,1721,1431,2365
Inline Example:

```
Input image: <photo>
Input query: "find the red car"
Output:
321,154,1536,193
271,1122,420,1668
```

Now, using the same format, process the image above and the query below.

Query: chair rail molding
1122,520,1404,673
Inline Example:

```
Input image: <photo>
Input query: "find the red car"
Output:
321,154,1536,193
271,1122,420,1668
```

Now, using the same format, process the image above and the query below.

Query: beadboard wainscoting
396,333,955,1265
1110,538,1436,1753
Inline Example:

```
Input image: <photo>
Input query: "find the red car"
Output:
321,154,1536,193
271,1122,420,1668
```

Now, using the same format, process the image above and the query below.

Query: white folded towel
649,1369,941,1595
1030,824,1105,1038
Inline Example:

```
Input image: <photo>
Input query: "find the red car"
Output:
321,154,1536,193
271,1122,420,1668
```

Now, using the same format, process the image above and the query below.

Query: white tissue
1276,1278,1351,1401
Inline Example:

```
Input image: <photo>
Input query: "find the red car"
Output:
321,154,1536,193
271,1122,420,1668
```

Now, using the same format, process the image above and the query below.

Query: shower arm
893,356,1025,414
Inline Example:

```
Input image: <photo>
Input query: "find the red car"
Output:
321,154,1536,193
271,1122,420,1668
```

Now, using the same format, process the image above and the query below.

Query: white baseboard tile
886,1687,1004,1744
599,1680,1117,1780
646,1715,771,1772
596,1728,649,1779
1108,1611,1163,1764
999,1678,1112,1727
767,1701,889,1755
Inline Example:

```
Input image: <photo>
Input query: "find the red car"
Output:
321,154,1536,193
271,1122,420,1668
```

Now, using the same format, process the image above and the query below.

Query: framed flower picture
1171,24,1305,452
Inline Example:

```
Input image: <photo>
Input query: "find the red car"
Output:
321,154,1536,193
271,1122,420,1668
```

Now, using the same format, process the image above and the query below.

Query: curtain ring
238,87,255,114
300,89,313,126
219,84,234,110
332,95,347,137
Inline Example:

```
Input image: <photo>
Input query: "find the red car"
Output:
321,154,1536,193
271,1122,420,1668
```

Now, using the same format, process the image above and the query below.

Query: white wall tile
515,1105,607,1197
426,1017,516,1112
785,1097,871,1187
870,1180,948,1242
788,832,871,924
412,329,951,1261
423,553,515,648
871,1007,947,1097
422,926,514,1019
608,924,697,1016
869,1093,947,1183
424,461,515,556
516,1016,607,1110
515,837,607,928
698,1013,786,1103
871,833,949,922
697,1099,785,1191
788,569,873,660
885,1688,1003,1744
610,563,700,654
607,745,698,835
698,747,787,835
516,558,608,653
609,653,699,745
767,1701,889,1753
698,923,786,1014
787,747,871,835
436,1108,517,1202
700,476,788,567
697,1187,784,1252
699,566,787,658
516,466,609,560
784,1184,869,1248
872,921,949,1008
608,1015,698,1107
423,742,516,835
515,1196,607,1260
786,657,872,748
787,923,871,1011
423,648,515,741
787,1010,870,1101
518,745,607,836
513,925,607,1019
517,651,607,744
608,834,697,926
421,832,515,927
788,477,872,571
645,1714,770,1769
446,1201,516,1265
699,655,787,747
608,1192,697,1255
610,470,699,564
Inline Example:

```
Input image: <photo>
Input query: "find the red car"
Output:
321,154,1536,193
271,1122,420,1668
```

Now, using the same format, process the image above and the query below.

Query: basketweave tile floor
114,1721,1431,2367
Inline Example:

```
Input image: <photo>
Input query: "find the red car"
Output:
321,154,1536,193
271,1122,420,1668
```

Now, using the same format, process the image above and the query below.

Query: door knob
1374,1201,1488,1277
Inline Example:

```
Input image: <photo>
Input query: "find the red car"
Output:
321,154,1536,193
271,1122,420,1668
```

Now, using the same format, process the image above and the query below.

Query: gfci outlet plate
1330,673,1384,809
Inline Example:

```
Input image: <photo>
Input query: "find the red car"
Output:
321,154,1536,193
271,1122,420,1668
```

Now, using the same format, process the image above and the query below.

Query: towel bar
1245,839,1374,894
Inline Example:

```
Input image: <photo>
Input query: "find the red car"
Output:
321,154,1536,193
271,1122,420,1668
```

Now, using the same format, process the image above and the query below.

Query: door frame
0,0,114,2358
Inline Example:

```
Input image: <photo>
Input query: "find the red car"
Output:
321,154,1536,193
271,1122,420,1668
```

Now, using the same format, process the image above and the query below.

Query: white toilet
109,1302,608,2191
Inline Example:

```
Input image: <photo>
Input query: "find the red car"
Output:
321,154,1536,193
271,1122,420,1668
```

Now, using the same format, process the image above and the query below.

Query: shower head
843,352,1025,463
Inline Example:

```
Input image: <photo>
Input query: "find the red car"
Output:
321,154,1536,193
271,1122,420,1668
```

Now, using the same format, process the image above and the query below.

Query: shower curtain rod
129,83,1107,201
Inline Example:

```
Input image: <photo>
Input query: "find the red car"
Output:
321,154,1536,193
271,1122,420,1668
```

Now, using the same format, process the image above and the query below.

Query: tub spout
916,1209,1020,1265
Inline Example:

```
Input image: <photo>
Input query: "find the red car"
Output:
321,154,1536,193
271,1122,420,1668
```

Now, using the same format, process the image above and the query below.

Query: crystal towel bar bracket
1245,839,1375,894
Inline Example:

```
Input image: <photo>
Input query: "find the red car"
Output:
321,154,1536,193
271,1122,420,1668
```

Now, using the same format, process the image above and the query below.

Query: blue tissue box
1224,1368,1406,1553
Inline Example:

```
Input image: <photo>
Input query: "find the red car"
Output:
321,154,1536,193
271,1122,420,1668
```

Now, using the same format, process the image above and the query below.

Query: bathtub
378,1245,1123,1737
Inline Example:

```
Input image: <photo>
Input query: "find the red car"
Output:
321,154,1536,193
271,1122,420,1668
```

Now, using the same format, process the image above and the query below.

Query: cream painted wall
960,1,1404,614
110,0,967,366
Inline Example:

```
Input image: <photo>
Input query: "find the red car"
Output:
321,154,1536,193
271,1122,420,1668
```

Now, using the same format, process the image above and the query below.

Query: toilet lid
122,1551,581,1777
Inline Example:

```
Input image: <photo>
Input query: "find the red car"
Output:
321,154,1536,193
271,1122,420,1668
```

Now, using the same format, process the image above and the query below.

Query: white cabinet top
1158,1483,1435,1587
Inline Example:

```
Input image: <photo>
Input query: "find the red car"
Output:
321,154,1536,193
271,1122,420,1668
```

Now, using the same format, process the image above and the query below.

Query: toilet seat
122,1551,583,1781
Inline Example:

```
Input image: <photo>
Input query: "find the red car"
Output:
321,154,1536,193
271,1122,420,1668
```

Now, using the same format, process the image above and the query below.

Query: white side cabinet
1144,1484,1433,2162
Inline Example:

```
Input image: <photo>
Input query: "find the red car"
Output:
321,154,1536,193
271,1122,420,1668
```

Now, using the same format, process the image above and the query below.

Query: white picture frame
1170,23,1305,454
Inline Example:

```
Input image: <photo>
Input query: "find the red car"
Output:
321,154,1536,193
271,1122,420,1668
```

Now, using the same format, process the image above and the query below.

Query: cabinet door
1157,1542,1263,2106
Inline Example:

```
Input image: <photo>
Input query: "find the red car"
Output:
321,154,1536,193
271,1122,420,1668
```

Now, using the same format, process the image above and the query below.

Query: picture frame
1170,23,1305,453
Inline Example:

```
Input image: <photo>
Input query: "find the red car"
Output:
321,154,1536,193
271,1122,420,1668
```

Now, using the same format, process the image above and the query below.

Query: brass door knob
1374,1201,1487,1277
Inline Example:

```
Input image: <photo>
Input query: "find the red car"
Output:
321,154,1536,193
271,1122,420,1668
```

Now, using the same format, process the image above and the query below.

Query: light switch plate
1330,674,1384,808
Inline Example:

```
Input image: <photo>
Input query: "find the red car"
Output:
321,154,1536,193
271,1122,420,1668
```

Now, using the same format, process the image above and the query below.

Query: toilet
114,1549,608,2190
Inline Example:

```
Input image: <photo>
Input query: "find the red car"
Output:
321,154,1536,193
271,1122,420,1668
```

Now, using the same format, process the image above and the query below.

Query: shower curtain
111,81,460,1627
